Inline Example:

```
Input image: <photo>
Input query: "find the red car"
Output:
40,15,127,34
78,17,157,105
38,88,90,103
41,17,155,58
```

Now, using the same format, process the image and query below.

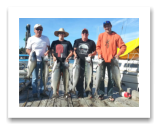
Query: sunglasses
58,32,65,35
36,28,42,31
82,31,88,34
103,21,111,25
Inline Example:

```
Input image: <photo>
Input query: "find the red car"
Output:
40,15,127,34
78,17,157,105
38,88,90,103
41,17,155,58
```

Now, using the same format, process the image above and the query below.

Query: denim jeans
32,61,44,94
98,62,114,97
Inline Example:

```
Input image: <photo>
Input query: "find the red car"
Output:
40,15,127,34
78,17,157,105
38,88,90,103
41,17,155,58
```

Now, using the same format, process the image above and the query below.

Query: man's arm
96,34,102,59
51,48,57,61
73,48,77,59
44,45,50,56
115,36,126,59
26,48,31,55
88,51,96,57
66,50,73,62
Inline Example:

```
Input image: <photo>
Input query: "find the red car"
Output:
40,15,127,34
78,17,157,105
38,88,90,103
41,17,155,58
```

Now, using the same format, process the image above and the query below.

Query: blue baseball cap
103,21,111,26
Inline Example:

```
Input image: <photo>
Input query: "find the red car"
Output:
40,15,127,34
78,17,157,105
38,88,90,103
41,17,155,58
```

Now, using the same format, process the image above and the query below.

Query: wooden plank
60,97,68,107
39,97,48,107
31,99,41,107
103,99,119,107
19,89,28,107
78,98,88,107
114,97,139,107
71,98,79,107
67,97,73,107
53,98,61,107
46,98,55,107
84,97,93,107
91,98,106,107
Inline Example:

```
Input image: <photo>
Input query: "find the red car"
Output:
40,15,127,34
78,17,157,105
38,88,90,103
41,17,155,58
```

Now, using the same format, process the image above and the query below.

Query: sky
8,6,151,118
19,18,139,48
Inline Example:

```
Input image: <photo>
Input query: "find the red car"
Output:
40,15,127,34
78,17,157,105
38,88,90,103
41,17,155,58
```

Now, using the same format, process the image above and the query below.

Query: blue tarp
19,59,28,61
19,54,29,56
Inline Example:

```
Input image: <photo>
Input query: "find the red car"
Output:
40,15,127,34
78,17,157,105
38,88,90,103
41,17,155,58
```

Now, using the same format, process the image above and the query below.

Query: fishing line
123,19,128,41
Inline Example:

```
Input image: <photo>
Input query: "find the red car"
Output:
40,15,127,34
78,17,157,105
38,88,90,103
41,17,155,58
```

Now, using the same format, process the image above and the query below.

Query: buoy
121,91,131,98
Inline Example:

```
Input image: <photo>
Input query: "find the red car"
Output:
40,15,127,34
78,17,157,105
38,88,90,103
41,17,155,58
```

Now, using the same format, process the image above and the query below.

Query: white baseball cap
34,24,43,29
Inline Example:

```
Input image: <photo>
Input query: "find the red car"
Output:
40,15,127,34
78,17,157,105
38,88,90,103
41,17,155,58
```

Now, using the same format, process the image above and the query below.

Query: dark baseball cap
103,21,112,27
82,28,88,34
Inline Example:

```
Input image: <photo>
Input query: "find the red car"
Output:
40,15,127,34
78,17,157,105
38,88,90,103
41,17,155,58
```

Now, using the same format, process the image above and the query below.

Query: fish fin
85,86,91,92
95,65,98,70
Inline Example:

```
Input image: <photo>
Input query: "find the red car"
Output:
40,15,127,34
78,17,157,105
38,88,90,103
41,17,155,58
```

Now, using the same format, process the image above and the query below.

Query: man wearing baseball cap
50,28,73,98
26,24,50,98
73,28,96,98
96,21,126,101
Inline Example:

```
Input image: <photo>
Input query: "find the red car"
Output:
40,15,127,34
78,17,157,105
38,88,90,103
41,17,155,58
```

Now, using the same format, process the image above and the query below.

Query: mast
25,24,31,49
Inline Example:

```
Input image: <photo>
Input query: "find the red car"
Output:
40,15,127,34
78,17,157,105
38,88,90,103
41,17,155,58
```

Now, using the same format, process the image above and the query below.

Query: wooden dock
19,69,139,107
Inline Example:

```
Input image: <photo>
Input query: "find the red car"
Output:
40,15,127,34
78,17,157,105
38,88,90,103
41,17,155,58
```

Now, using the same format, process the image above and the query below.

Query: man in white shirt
26,24,50,98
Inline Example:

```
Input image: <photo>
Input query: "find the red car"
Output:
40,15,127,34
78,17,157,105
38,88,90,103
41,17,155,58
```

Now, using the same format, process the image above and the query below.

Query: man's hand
44,52,48,56
114,54,119,59
88,53,92,57
53,56,57,61
98,54,102,59
74,54,77,59
65,58,69,62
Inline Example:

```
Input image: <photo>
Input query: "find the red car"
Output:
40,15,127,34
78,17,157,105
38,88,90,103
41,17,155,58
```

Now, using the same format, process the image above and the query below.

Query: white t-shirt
26,35,50,61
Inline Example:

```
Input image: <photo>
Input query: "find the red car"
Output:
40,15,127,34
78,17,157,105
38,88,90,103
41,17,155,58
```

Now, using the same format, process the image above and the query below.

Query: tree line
19,47,26,54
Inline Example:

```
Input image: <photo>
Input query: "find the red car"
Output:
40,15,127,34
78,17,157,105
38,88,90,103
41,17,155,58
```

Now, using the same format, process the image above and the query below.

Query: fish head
85,56,91,63
111,57,119,66
30,51,37,62
57,62,60,67
76,58,80,64
43,55,49,61
98,59,104,65
64,61,69,68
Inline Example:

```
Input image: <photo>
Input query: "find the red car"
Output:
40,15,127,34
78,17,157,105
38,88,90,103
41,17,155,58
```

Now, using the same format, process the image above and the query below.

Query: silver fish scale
85,59,92,92
51,62,61,97
95,60,104,95
63,64,70,95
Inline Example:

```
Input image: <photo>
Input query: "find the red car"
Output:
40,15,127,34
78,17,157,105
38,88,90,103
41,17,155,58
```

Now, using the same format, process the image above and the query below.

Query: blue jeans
98,62,114,97
32,61,44,94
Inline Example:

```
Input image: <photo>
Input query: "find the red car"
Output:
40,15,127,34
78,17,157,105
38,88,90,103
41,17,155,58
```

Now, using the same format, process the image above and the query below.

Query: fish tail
85,85,91,92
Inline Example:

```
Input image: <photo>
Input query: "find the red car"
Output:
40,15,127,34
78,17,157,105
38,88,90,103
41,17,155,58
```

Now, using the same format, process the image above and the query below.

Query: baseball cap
82,28,88,34
34,24,43,29
103,21,111,26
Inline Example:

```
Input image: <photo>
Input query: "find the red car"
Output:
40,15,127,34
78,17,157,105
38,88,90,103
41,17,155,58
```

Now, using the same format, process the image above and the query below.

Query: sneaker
28,86,32,90
40,92,49,97
78,93,84,98
33,93,38,98
86,91,92,98
98,94,104,100
52,94,59,98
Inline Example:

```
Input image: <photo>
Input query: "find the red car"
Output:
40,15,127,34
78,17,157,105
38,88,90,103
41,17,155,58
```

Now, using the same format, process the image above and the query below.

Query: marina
19,63,139,107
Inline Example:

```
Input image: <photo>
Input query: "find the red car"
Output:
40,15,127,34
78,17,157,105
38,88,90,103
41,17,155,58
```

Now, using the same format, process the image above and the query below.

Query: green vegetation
19,47,26,54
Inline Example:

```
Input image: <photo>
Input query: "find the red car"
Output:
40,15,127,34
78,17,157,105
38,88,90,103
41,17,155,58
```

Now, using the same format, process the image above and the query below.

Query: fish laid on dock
71,58,80,94
85,56,92,92
95,59,104,96
41,55,49,91
51,60,61,97
25,51,37,79
111,57,123,95
62,61,70,98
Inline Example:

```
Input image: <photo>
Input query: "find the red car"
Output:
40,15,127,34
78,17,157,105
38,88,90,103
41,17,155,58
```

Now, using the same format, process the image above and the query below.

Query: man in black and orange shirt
50,28,73,96
96,21,126,101
73,28,96,98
